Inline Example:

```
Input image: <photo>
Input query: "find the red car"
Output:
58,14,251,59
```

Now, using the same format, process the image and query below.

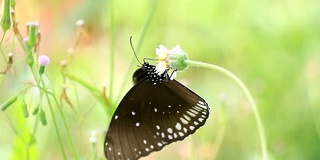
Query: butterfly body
105,62,209,160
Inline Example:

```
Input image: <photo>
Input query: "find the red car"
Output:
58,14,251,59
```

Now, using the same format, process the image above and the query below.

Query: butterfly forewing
104,63,209,160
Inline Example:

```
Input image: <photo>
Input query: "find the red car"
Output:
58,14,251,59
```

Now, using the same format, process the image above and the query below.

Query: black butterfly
104,62,210,160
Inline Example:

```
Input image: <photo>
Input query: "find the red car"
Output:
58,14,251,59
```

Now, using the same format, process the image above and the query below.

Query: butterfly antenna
130,36,142,65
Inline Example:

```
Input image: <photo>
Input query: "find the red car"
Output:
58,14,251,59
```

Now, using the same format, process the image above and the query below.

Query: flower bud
32,105,39,115
27,22,39,47
39,109,47,125
38,55,50,75
155,44,189,76
0,0,11,33
9,0,16,8
76,19,84,27
167,45,189,71
21,100,29,118
1,96,17,111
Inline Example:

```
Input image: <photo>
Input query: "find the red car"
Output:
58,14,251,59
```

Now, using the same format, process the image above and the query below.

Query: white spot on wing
173,133,177,138
175,122,182,130
167,128,173,134
189,108,199,114
192,106,202,112
197,101,208,109
180,117,189,124
136,122,140,127
186,110,196,117
183,127,187,133
198,100,205,105
132,111,136,115
189,126,195,130
161,132,165,138
115,115,118,119
183,114,191,121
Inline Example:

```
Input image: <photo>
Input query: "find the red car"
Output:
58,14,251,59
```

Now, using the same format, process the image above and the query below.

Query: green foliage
0,0,319,159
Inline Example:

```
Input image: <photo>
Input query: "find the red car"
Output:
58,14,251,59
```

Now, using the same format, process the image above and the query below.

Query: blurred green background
1,0,320,159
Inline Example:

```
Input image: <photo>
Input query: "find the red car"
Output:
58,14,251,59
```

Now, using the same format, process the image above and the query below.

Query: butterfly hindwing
104,63,209,160
150,80,209,142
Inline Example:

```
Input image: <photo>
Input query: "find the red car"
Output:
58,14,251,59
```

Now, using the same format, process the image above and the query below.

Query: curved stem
108,0,115,102
40,77,78,160
116,0,157,103
135,0,157,54
39,77,67,159
183,60,268,160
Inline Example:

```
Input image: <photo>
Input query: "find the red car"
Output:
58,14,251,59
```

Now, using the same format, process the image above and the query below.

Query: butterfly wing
105,79,151,160
104,79,209,160
150,80,209,143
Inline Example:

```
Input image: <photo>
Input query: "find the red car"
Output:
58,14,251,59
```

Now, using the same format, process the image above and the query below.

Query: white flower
154,44,189,77
168,45,182,54
155,61,167,75
155,45,169,75
156,44,168,61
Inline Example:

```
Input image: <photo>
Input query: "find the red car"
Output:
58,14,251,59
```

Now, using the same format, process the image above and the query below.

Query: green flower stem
108,0,115,102
38,78,67,160
135,0,157,54
116,0,157,103
28,108,39,160
211,100,227,159
39,78,78,160
183,60,268,160
0,40,7,63
64,74,111,109
0,95,17,111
